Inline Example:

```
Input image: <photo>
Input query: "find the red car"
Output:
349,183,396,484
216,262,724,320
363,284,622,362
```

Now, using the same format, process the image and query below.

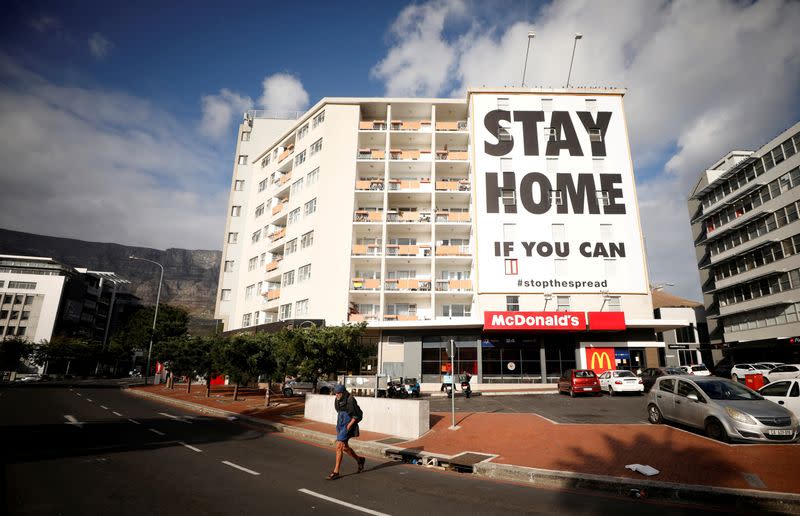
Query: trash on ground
625,464,659,476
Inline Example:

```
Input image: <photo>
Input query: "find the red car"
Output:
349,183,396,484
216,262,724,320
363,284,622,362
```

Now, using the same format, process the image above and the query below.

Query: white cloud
373,0,800,299
29,15,61,33
88,33,113,60
199,89,253,140
0,54,228,250
257,73,309,115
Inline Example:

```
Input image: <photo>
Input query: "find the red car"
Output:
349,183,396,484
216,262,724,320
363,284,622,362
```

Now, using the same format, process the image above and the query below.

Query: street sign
668,344,690,349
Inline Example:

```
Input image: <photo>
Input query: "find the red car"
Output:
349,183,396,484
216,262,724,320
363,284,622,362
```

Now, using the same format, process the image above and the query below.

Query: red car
558,369,601,397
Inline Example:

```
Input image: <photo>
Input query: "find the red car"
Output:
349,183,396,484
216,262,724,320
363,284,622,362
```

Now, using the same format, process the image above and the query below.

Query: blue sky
1,0,799,300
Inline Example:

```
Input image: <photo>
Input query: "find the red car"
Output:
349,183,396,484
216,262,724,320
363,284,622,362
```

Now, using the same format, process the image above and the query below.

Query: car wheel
283,388,293,397
569,387,576,398
647,404,663,424
609,387,615,397
705,418,729,443
731,373,738,382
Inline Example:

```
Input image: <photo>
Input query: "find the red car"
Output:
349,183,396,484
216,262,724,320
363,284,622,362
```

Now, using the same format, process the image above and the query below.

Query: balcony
436,149,469,160
266,289,280,301
351,278,381,290
383,314,418,321
278,144,295,163
436,245,471,256
387,178,431,191
389,149,432,161
348,313,379,322
272,201,288,216
386,211,431,223
389,120,432,132
435,120,468,131
353,210,383,222
352,244,382,256
359,120,387,131
266,259,282,272
358,148,385,160
386,244,432,257
384,279,432,291
435,180,471,191
356,179,384,191
435,279,472,292
269,228,286,242
279,173,293,186
435,211,471,223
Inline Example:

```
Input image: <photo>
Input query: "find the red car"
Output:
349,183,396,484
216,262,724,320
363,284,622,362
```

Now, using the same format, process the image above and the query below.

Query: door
654,378,677,420
761,380,800,417
674,380,707,428
598,371,611,391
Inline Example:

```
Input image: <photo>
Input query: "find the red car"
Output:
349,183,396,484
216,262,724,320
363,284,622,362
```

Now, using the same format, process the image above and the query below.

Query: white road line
148,428,165,436
158,412,192,424
100,405,109,410
64,415,84,428
127,418,141,425
76,393,82,396
298,489,391,516
112,411,123,417
221,461,260,476
179,441,202,452
86,398,93,402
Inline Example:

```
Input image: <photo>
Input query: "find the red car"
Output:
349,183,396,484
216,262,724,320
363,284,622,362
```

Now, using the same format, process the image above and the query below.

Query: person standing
327,384,366,480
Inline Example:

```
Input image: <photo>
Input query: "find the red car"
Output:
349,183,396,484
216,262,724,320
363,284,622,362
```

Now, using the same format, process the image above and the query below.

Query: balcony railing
278,144,294,163
385,244,432,257
352,244,382,256
355,179,384,190
435,120,468,131
348,313,379,322
357,148,385,160
436,149,469,160
279,173,292,185
272,201,288,215
266,289,280,301
388,149,432,161
435,211,471,223
436,245,471,256
387,179,430,190
435,180,471,191
383,314,418,321
266,259,282,272
384,279,432,291
359,120,387,131
269,228,286,242
386,211,431,223
351,278,381,290
435,279,473,292
353,210,384,222
389,120,431,132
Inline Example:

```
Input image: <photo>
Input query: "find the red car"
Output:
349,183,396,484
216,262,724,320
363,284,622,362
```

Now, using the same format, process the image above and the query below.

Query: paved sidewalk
129,384,800,512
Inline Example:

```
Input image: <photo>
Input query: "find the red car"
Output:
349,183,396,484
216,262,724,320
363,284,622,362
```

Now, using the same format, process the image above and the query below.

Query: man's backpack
348,395,364,422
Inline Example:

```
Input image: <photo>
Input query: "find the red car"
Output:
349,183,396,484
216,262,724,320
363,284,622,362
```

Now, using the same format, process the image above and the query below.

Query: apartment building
216,88,682,385
688,121,800,364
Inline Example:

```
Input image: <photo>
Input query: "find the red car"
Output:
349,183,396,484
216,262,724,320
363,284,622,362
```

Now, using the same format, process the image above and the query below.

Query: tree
250,332,280,407
110,304,189,375
32,336,101,375
212,334,263,401
0,337,33,372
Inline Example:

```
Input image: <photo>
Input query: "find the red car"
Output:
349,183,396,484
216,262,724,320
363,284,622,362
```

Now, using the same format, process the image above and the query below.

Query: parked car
755,362,784,371
640,367,686,392
730,363,765,382
647,376,798,443
759,379,800,419
598,370,643,396
711,357,734,378
764,364,800,383
558,369,601,397
678,364,711,376
283,378,338,397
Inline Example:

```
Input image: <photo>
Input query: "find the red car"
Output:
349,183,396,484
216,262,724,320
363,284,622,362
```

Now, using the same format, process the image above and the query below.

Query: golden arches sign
587,348,614,373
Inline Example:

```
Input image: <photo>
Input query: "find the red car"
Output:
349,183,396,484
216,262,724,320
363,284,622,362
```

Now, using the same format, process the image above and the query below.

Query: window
585,99,597,112
760,381,791,397
224,260,234,272
297,124,308,140
279,303,292,320
295,150,306,166
600,224,613,241
258,179,268,192
20,311,30,321
221,289,231,301
442,304,471,317
498,126,511,141
244,284,255,299
546,158,558,174
282,270,295,287
291,179,303,196
248,256,258,271
227,232,238,244
506,296,519,311
497,97,510,110
9,311,19,320
259,253,266,267
231,205,242,217
605,259,617,277
549,190,563,206
304,198,317,215
556,296,570,311
288,208,301,224
241,132,250,142
552,224,565,240
24,295,34,305
296,299,309,316
554,259,567,275
238,155,248,165
255,204,265,218
242,313,251,327
8,282,36,290
501,189,516,206
298,264,311,282
659,378,675,392
251,230,261,243
16,327,25,337
0,310,8,319
677,380,704,401
307,167,320,185
588,128,602,142
312,110,325,128
234,180,245,191
597,190,610,206
310,138,323,155
541,98,553,111
608,296,621,312
544,127,557,141
301,231,314,248
285,238,297,255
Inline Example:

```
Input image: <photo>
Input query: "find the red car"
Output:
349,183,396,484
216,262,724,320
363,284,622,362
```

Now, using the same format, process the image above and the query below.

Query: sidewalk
128,384,800,512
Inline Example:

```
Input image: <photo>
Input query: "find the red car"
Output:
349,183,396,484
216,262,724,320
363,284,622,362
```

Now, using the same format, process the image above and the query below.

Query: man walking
327,384,366,480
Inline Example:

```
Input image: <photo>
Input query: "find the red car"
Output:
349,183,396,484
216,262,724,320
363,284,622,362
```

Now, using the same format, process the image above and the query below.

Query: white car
730,363,762,382
764,364,800,383
755,362,784,371
678,365,712,376
598,370,644,396
759,379,800,419
282,379,338,397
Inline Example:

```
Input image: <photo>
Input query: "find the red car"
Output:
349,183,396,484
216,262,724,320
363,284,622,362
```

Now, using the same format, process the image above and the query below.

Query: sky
0,0,799,301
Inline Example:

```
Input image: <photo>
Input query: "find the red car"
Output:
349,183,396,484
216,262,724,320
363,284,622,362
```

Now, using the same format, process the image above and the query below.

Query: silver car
646,376,799,443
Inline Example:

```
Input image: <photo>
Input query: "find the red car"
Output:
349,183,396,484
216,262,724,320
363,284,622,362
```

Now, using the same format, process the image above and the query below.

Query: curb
125,388,800,513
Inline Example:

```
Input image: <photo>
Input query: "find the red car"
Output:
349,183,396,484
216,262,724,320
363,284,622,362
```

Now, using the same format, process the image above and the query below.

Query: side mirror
687,393,699,402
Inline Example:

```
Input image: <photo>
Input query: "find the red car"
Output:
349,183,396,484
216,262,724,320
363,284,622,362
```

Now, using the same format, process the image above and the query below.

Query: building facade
652,288,711,367
688,122,800,364
215,89,682,386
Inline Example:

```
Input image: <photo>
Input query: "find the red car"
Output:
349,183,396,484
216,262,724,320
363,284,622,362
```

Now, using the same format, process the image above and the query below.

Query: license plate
767,429,793,435
582,387,594,391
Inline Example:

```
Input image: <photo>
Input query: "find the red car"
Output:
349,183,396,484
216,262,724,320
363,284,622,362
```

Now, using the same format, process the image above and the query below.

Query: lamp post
565,33,583,87
521,31,535,87
129,256,164,385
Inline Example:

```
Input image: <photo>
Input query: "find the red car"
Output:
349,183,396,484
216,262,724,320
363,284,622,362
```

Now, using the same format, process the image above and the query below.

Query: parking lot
428,392,650,424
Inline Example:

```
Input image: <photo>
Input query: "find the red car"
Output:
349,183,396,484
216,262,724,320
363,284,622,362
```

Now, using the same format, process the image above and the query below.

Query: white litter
625,464,659,476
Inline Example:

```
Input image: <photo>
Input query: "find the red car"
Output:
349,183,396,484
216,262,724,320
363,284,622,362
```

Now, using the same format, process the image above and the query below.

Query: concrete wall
304,393,429,440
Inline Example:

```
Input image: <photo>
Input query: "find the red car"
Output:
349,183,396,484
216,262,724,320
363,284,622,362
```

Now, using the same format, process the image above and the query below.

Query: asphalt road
1,383,741,515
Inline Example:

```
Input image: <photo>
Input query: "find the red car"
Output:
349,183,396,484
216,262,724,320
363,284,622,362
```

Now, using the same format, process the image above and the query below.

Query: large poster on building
471,92,648,294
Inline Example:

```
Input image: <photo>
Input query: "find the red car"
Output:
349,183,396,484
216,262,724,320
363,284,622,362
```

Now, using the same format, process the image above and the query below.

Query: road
1,383,742,515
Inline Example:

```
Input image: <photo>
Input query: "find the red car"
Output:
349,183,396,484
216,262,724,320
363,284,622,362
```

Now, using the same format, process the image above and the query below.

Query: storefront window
544,340,576,382
421,336,478,383
482,337,541,383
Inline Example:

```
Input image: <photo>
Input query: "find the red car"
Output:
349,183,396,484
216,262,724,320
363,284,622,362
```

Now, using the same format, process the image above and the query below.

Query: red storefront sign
587,312,626,330
587,347,615,374
484,311,586,331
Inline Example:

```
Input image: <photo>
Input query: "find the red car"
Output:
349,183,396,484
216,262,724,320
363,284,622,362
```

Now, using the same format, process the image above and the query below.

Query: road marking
298,489,391,515
64,415,84,428
179,441,202,452
221,461,260,476
127,418,141,425
112,411,123,417
100,405,109,410
76,393,82,396
148,428,165,436
157,412,192,423
86,398,93,402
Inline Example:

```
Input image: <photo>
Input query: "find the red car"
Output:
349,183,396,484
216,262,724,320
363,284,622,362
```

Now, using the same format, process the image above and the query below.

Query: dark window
761,381,790,397
677,380,704,401
659,378,675,392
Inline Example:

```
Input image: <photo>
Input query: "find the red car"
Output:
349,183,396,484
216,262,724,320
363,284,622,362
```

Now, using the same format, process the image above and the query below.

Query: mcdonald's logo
587,348,614,374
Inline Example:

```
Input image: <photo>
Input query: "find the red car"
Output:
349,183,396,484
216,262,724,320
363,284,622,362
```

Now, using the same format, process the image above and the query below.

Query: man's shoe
357,457,366,473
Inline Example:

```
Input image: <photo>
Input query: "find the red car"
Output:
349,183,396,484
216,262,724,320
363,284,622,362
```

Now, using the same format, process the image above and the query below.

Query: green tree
212,334,263,401
250,332,280,407
0,337,33,372
110,304,189,374
32,336,101,375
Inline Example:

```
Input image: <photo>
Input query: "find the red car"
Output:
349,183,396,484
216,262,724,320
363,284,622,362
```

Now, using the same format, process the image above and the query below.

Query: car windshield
692,365,709,372
574,370,595,378
753,364,771,371
698,380,763,401
664,368,685,375
615,371,636,378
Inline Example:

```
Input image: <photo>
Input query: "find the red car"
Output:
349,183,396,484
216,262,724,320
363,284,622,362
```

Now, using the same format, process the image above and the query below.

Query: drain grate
375,437,408,445
449,452,496,466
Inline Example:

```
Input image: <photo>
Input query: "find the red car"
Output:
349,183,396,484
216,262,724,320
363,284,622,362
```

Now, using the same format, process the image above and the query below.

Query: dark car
640,367,687,392
558,369,601,397
711,357,734,378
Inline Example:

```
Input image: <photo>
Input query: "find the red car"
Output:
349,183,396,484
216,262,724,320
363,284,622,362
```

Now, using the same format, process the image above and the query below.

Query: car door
642,369,656,392
787,381,800,418
654,377,677,420
767,366,792,382
760,380,793,412
598,371,610,391
674,380,707,428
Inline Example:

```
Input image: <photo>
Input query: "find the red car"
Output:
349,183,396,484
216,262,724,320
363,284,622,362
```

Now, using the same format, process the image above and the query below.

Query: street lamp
129,255,164,385
566,33,583,88
521,31,535,87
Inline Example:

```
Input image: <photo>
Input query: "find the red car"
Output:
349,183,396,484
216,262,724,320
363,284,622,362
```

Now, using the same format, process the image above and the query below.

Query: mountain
0,228,221,332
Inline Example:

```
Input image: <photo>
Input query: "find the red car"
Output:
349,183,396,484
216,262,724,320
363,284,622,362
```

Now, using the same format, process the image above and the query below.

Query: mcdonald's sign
587,348,614,374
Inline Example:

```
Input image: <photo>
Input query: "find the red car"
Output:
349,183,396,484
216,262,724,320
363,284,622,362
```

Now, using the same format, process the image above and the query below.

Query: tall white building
215,89,683,386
